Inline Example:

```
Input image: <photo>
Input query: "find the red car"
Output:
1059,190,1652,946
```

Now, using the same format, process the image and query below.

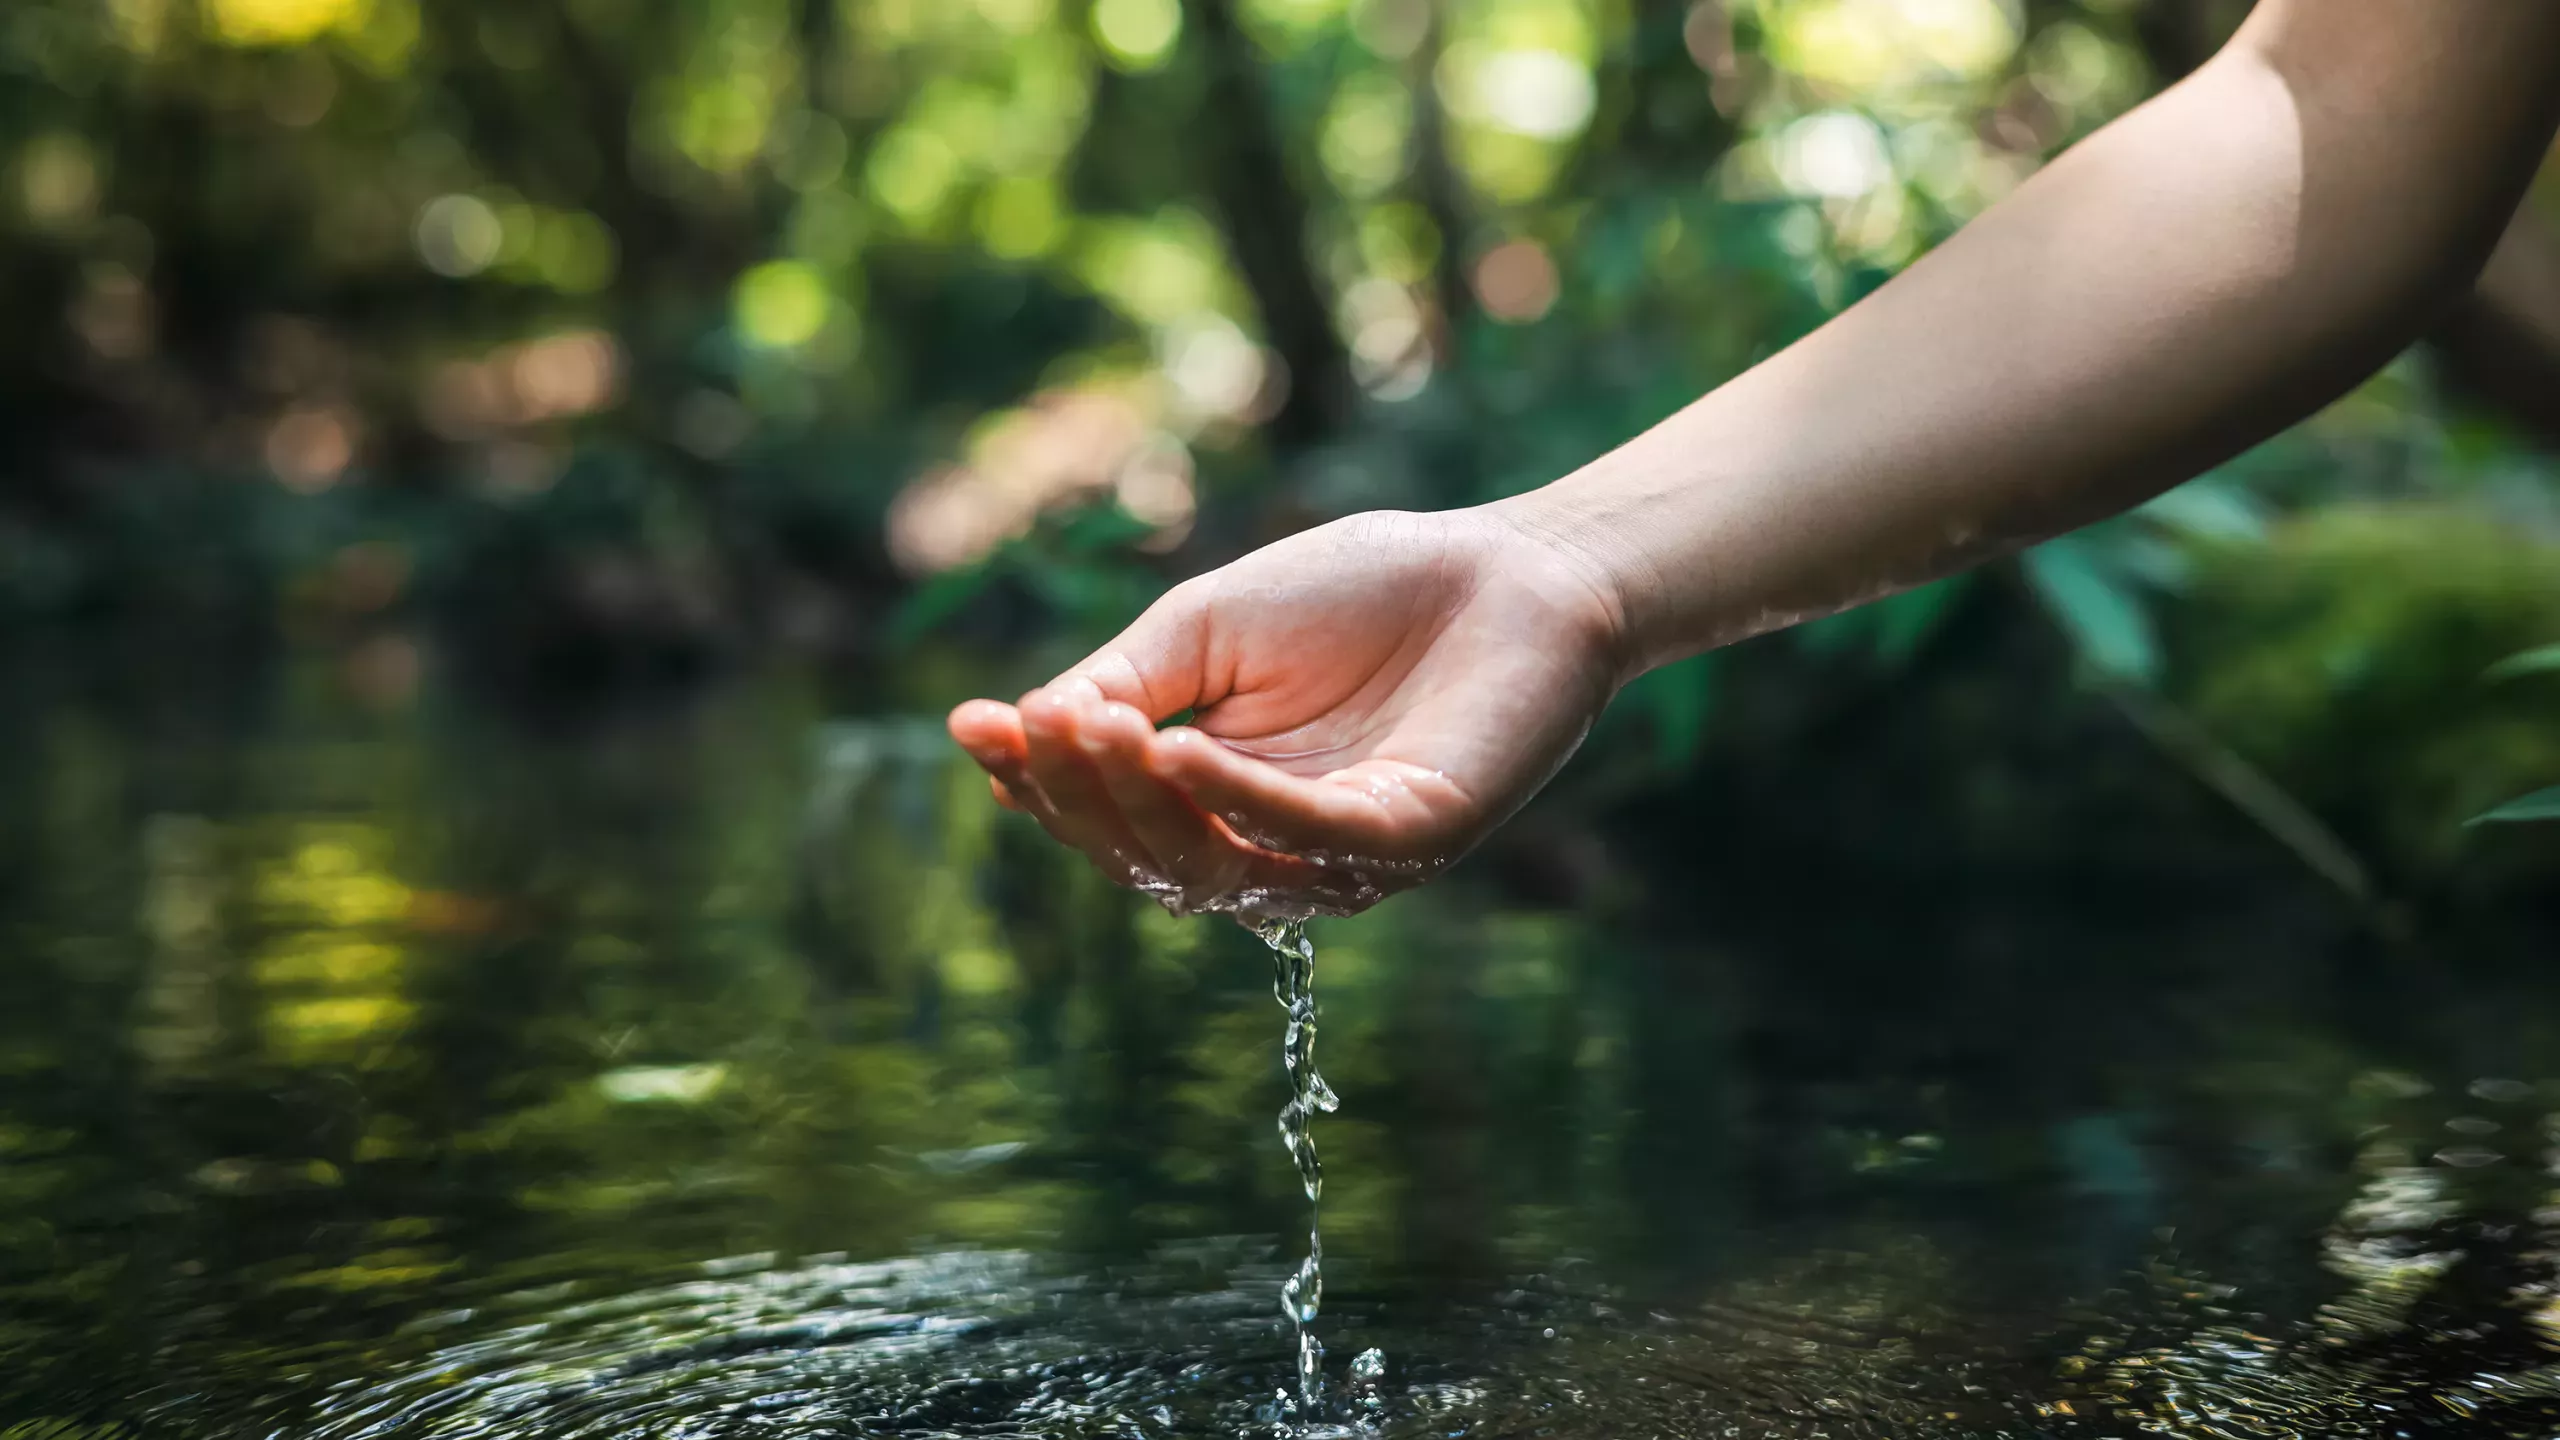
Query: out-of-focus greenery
1,0,2555,893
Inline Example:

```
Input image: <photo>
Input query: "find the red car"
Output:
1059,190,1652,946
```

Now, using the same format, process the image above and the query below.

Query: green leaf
2469,786,2560,826
2483,645,2560,684
1058,503,1154,554
885,560,1005,649
2021,537,2161,685
2139,478,2266,543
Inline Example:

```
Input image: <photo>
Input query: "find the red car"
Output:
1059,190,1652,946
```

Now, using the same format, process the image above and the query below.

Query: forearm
1504,1,2560,675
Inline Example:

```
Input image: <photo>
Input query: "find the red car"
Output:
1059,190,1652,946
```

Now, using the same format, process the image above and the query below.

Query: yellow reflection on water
251,825,416,1066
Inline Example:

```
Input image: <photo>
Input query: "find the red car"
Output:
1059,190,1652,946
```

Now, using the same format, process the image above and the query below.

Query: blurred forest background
8,0,2560,1418
4,0,2560,924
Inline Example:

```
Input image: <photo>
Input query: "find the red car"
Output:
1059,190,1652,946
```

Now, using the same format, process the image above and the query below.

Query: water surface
5,649,2560,1437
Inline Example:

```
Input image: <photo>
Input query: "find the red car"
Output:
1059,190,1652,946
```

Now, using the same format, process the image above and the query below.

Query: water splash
1257,916,1356,1433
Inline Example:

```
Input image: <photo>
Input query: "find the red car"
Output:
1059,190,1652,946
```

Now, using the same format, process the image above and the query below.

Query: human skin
948,0,2560,921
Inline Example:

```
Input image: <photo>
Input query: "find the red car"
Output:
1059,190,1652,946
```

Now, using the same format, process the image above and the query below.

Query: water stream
1255,917,1382,1435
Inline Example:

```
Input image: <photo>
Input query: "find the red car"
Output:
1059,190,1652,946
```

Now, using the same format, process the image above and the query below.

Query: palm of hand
949,510,1626,919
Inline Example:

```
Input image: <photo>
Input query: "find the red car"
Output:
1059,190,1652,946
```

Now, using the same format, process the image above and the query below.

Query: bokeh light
734,260,835,350
1472,239,1559,324
1320,73,1416,198
1340,277,1431,399
886,386,1194,574
1759,0,2020,91
1158,316,1273,428
423,331,626,439
17,134,100,230
413,195,504,279
69,265,154,361
266,405,360,493
204,0,366,48
1074,210,1241,328
1441,46,1596,141
1093,0,1183,71
1776,112,1893,199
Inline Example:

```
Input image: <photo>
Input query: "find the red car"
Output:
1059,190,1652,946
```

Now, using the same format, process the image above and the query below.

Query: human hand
946,506,1632,920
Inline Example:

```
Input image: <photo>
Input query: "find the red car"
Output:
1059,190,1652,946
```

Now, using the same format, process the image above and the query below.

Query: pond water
6,648,2560,1438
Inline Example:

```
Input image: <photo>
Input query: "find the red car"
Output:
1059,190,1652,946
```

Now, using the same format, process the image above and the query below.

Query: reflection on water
4,648,2560,1437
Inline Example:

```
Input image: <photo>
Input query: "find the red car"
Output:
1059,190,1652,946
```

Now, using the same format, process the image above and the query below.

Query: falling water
1256,917,1384,1433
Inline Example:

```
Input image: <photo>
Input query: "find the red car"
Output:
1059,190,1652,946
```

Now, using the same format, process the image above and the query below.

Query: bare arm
952,0,2560,919
1508,0,2560,672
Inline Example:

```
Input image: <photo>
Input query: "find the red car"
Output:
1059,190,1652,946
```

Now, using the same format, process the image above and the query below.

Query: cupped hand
946,506,1631,920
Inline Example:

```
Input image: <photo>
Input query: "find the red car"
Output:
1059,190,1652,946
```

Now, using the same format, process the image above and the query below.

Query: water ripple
159,1236,2560,1440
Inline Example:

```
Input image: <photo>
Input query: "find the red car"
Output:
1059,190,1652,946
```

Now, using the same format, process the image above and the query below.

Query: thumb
1041,578,1221,722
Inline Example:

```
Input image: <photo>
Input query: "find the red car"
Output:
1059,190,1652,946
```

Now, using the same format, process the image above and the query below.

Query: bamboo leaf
2469,786,2560,826
2483,645,2560,684
2139,478,2267,543
2022,537,2161,685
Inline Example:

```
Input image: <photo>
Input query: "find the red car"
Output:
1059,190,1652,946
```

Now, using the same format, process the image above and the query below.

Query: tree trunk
1189,0,1358,450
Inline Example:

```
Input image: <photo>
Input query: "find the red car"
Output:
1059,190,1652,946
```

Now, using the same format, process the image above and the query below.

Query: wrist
1477,485,1664,687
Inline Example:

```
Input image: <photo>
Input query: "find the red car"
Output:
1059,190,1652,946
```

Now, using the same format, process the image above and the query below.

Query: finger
949,699,1027,774
955,697,1173,893
951,701,1045,811
1080,701,1245,901
1088,706,1384,914
1019,688,1153,883
950,701,1094,846
1146,727,1412,859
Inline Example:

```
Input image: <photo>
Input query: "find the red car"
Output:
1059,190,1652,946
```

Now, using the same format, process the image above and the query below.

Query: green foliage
1611,653,1718,771
0,0,2553,872
2017,474,2281,688
2024,532,2162,684
2484,644,2560,684
0,0,2187,644
1795,575,1972,667
2180,506,2560,860
2473,637,2560,825
2470,786,2560,826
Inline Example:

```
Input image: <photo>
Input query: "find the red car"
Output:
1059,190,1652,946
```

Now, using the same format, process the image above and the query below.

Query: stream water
8,658,2560,1437
1252,917,1385,1435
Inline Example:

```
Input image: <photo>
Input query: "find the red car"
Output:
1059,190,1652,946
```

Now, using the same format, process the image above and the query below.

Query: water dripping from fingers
1255,916,1374,1437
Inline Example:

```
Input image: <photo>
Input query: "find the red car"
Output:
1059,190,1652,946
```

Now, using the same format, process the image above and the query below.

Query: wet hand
946,507,1630,919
